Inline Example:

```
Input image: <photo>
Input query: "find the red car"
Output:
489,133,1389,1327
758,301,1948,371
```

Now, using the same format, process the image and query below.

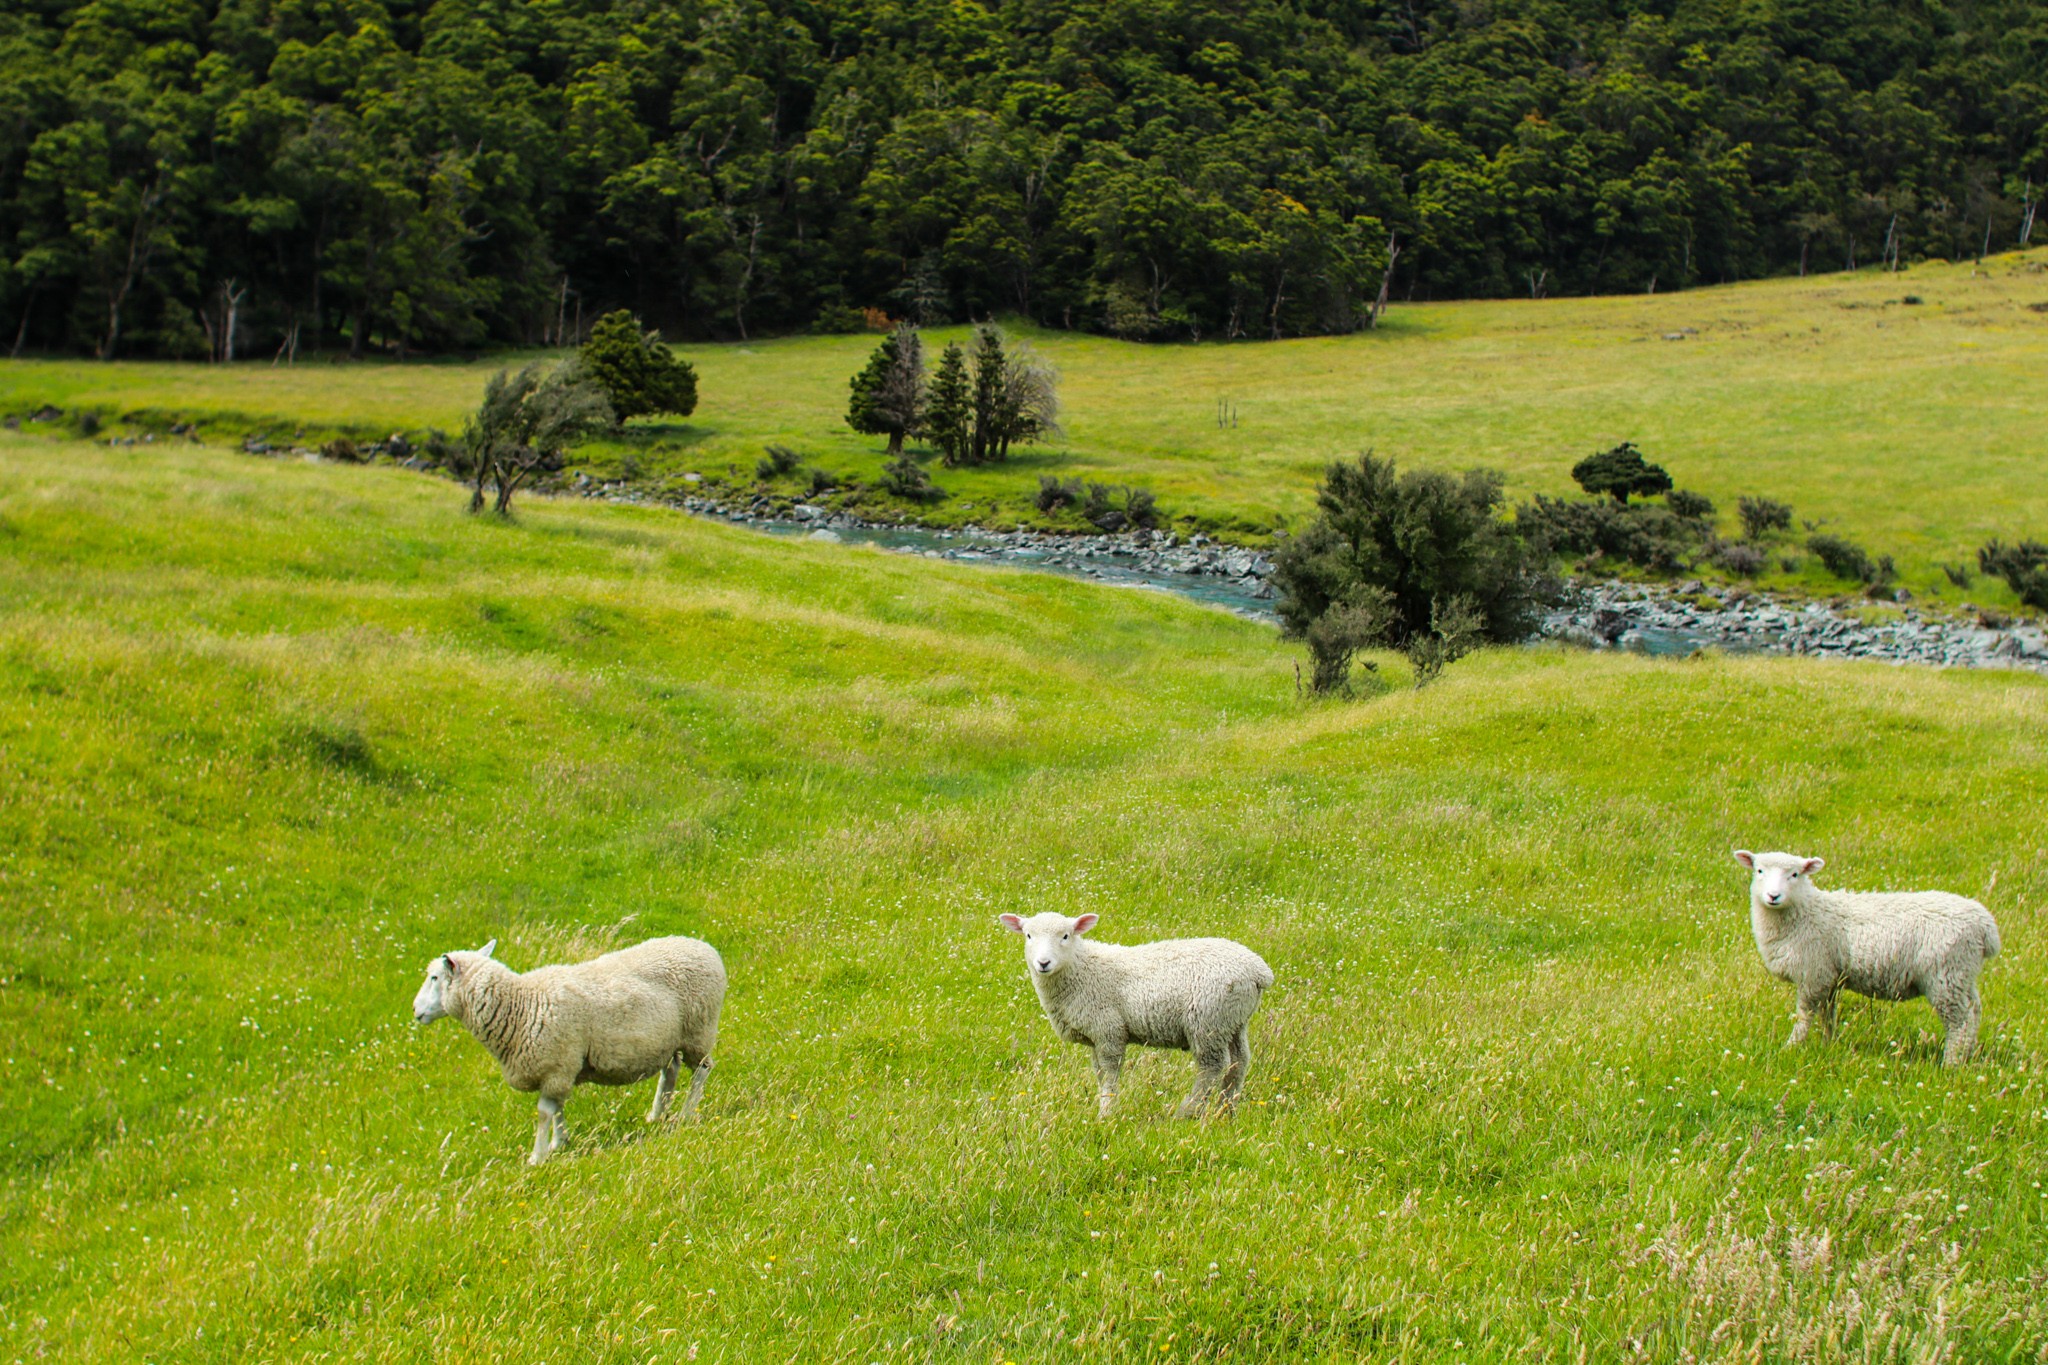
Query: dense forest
2,0,2043,357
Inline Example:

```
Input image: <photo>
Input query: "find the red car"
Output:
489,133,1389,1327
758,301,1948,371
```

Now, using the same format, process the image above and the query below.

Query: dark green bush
1978,539,2048,610
805,466,836,496
1518,495,1701,573
1125,487,1160,529
756,444,802,480
1036,475,1081,513
1737,496,1794,540
74,410,102,438
1807,533,1892,585
878,454,944,503
1667,489,1716,521
1275,453,1553,693
580,310,697,421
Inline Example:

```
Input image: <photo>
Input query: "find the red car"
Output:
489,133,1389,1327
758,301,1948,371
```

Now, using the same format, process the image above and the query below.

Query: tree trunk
9,290,33,358
1372,234,1401,326
886,429,904,457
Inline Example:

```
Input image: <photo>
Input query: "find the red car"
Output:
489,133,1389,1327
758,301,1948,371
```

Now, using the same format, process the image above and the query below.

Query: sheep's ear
478,938,497,959
1800,857,1824,875
1072,913,1099,935
1732,849,1756,870
442,953,458,978
998,914,1025,933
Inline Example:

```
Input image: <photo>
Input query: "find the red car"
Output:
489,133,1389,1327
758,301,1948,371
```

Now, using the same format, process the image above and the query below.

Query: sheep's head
998,912,1097,978
413,939,496,1024
1734,850,1824,909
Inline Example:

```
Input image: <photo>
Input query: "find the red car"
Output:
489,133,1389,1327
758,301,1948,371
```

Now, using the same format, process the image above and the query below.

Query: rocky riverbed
1548,580,2048,674
662,487,2048,677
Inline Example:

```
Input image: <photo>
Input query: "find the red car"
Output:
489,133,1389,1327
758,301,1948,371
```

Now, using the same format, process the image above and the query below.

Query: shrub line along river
638,485,2048,676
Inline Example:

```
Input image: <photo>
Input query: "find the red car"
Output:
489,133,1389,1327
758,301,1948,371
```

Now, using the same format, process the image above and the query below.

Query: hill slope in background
2,435,2045,1358
1,0,2044,355
8,253,2047,598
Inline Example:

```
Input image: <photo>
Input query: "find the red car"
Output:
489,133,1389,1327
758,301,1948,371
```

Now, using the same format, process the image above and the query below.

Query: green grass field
3,433,2046,1360
4,251,2047,598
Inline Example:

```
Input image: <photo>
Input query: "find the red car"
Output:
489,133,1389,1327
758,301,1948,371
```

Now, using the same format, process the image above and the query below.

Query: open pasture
4,251,2047,594
2,436,2046,1359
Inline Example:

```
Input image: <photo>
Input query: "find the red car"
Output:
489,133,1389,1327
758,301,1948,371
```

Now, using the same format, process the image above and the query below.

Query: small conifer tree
846,322,926,455
925,343,971,466
579,310,698,422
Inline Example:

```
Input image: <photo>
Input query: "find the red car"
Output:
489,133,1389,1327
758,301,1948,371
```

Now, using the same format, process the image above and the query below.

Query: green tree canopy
846,322,925,456
579,311,699,422
1571,442,1674,505
3,0,2045,355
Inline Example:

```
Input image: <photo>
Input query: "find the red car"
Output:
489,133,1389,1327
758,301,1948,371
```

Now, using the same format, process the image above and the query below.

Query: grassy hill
3,433,2046,1359
5,251,2048,600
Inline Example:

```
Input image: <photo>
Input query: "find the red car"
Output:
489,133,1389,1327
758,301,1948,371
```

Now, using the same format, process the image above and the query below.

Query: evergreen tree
926,343,971,467
580,311,698,422
845,322,925,456
968,326,1007,464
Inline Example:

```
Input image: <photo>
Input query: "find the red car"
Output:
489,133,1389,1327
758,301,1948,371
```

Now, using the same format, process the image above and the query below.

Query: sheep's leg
1178,1037,1232,1120
531,1095,565,1165
1092,1038,1126,1119
1937,982,1982,1067
678,1057,712,1122
1789,982,1835,1047
1219,1026,1252,1104
648,1056,681,1122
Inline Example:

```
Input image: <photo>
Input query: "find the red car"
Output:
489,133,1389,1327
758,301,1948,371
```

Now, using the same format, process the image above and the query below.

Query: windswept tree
579,310,698,421
465,361,614,516
995,339,1060,461
846,322,926,455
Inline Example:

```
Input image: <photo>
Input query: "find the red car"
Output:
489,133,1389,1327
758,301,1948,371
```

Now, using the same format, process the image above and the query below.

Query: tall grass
1,435,2044,1360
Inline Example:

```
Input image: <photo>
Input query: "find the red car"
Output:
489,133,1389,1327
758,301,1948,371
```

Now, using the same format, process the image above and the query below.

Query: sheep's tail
1982,917,2001,960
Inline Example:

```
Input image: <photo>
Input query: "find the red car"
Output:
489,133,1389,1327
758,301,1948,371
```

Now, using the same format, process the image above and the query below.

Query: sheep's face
1734,850,1824,908
413,940,495,1024
999,912,1097,978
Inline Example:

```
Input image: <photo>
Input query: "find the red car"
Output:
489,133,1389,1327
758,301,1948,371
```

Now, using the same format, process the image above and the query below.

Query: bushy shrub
1667,489,1716,521
419,429,460,470
1036,475,1081,513
805,466,836,496
1709,539,1769,577
1978,539,2048,610
1125,487,1160,529
321,436,363,462
580,310,698,421
879,454,944,503
74,410,102,437
1570,442,1671,504
756,444,801,480
1738,495,1794,540
1275,453,1552,693
1807,533,1893,585
1518,495,1700,573
1939,561,1973,589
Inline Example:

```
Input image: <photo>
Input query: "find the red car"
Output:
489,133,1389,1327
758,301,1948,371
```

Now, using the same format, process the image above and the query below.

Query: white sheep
1734,849,2000,1065
998,911,1273,1118
412,935,726,1163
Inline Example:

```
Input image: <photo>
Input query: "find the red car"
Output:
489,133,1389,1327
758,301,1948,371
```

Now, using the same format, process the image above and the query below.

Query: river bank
637,483,2048,676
